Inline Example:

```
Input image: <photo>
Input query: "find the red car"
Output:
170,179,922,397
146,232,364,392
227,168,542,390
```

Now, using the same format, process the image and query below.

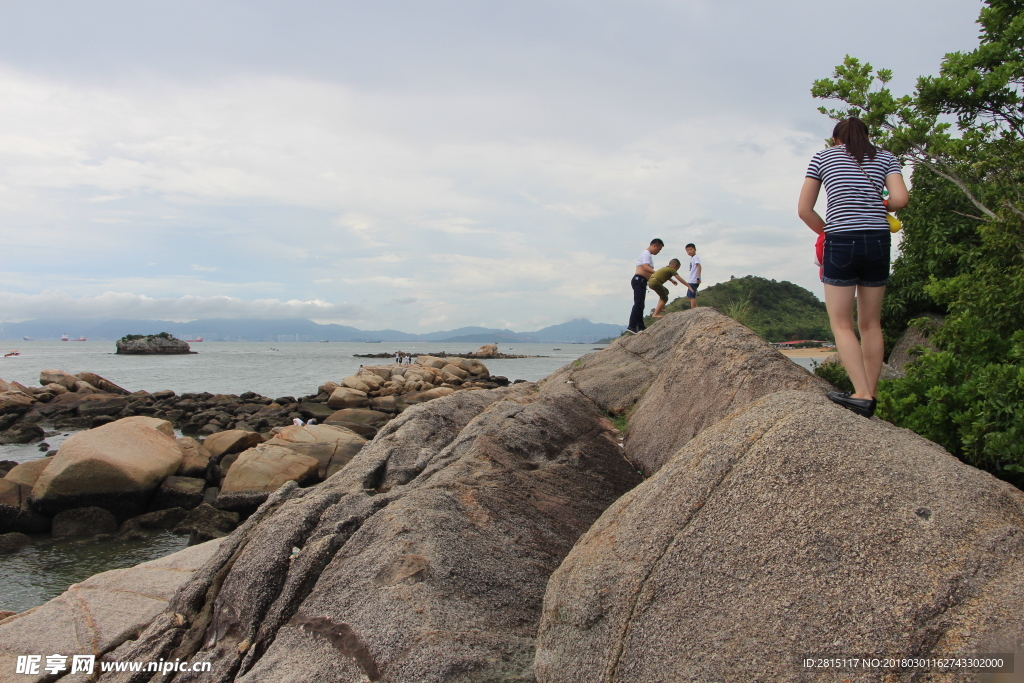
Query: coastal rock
175,437,211,478
2,457,53,488
534,391,1024,682
0,539,224,683
369,395,398,413
448,357,489,376
75,394,129,417
149,476,205,511
0,479,49,534
265,424,368,479
30,416,183,519
0,532,30,555
172,502,239,545
72,380,100,394
401,386,455,404
341,375,374,393
215,444,320,511
121,507,189,532
474,343,499,357
0,391,34,416
441,363,469,380
42,382,68,396
202,429,265,460
415,354,448,369
620,308,829,475
888,312,945,372
324,408,391,429
99,377,641,683
295,401,335,422
76,371,130,395
38,370,79,391
115,333,193,355
0,423,44,445
327,386,370,409
51,506,119,538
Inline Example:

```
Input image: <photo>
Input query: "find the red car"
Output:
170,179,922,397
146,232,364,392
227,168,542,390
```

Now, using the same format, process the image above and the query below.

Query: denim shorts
823,230,891,287
686,282,699,299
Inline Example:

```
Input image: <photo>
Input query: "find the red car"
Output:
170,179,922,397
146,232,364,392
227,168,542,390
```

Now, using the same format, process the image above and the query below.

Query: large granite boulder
265,424,367,479
51,506,118,538
38,369,80,391
76,371,130,395
474,343,499,357
0,539,224,683
621,308,828,475
30,416,183,519
149,476,206,511
115,334,193,355
201,430,264,460
2,457,52,488
534,390,1024,682
214,444,320,511
104,380,640,683
327,387,370,409
0,391,34,416
175,437,211,478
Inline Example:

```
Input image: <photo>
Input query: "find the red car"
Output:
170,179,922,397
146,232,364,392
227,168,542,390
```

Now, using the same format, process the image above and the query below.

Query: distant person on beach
648,259,689,318
628,238,664,333
798,116,908,418
685,244,701,309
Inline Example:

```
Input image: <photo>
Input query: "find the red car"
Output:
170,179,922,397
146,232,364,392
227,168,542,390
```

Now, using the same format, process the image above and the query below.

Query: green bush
812,360,853,394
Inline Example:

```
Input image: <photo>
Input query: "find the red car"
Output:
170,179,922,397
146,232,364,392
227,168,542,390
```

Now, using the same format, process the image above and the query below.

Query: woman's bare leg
824,284,872,400
856,284,886,397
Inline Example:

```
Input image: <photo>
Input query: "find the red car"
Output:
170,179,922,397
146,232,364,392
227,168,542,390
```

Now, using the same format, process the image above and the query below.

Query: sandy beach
779,348,837,359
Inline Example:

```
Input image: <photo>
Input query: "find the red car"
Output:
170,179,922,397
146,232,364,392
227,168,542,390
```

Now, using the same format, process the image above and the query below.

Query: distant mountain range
0,318,626,344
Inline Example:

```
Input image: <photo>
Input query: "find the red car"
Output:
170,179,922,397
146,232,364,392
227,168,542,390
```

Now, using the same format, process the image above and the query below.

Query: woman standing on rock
798,117,909,417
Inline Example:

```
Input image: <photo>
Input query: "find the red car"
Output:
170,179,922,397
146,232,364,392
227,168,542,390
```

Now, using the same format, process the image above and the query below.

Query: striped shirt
806,145,902,233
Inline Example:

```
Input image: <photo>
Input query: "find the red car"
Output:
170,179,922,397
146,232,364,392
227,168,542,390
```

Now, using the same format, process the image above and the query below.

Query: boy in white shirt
685,243,702,309
628,238,664,332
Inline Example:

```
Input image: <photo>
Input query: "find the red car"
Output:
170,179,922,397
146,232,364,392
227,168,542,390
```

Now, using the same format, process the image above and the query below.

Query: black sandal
827,391,876,418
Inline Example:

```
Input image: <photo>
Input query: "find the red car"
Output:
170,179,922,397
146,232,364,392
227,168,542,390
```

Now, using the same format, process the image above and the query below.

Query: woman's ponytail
833,117,877,163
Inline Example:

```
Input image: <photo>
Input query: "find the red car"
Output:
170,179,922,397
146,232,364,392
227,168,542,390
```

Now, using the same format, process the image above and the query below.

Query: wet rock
324,408,391,429
0,461,16,477
120,507,189,536
172,503,240,545
0,423,44,445
51,506,118,538
75,394,129,417
0,532,30,554
149,476,205,511
0,391,35,417
324,421,378,440
38,370,80,391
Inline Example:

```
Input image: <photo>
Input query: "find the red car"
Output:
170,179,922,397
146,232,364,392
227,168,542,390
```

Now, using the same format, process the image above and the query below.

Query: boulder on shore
265,424,367,479
115,333,194,355
51,506,118,538
534,389,1024,682
215,444,320,511
202,429,265,460
30,416,183,519
474,343,499,357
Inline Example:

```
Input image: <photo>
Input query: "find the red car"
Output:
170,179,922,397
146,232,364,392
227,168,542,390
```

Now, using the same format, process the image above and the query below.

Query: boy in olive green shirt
649,259,691,318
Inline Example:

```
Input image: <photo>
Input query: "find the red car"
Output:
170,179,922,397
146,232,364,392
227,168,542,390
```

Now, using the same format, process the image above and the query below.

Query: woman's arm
798,178,826,234
885,173,909,212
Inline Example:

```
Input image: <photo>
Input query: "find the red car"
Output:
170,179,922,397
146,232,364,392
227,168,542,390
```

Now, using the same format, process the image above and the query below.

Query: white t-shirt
636,250,655,270
688,255,701,282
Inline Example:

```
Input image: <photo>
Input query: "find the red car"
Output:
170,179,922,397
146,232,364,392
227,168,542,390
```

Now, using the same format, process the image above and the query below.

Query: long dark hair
833,117,877,163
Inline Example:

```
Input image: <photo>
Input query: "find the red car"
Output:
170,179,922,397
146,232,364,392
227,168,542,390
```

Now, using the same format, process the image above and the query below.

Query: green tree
811,0,1024,486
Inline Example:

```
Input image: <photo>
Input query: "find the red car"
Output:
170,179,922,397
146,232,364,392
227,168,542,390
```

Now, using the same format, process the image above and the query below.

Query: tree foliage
647,276,832,342
812,0,1024,486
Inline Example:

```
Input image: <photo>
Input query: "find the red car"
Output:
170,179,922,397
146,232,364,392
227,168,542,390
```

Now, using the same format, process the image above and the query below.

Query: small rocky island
116,332,195,355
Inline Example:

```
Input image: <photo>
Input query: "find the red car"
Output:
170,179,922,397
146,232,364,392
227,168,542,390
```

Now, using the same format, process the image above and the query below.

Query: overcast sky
0,0,983,331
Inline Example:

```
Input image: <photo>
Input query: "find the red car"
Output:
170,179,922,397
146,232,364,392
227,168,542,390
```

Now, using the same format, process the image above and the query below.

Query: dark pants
629,275,648,331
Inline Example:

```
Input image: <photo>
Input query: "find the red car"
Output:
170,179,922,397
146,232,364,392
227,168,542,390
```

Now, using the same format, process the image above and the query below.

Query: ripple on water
0,530,190,613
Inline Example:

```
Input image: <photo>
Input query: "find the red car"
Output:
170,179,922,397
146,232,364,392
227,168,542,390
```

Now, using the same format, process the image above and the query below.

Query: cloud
0,290,367,323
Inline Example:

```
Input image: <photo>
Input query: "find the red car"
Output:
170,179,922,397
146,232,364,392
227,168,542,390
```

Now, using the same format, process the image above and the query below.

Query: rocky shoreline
1,308,1022,682
354,343,546,360
1,355,511,554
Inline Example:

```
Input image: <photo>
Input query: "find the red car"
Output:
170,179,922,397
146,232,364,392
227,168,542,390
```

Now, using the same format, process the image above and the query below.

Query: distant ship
61,334,68,341
71,336,87,341
22,336,33,341
186,336,204,342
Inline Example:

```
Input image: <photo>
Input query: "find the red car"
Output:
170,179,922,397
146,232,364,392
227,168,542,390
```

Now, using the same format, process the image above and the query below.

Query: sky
0,0,984,331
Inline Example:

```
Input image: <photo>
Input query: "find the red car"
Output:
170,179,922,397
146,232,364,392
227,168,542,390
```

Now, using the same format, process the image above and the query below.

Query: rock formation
1,308,1022,682
115,333,194,355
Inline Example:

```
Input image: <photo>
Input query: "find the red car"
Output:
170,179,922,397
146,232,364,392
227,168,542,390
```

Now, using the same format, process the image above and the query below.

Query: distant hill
0,317,625,345
645,276,832,342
